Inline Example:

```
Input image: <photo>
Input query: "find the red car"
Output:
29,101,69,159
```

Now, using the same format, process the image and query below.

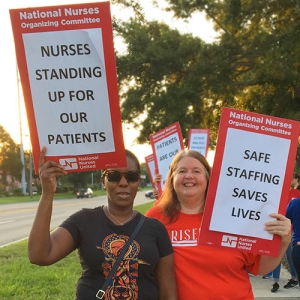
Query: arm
155,254,177,300
28,147,74,266
257,213,291,275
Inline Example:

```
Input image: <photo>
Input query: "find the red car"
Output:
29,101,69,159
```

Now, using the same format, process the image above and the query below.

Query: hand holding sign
10,2,126,173
264,213,291,244
198,107,299,256
150,122,184,196
38,146,67,195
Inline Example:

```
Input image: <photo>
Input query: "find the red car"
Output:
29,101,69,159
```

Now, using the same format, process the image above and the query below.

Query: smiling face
173,156,209,203
102,155,141,209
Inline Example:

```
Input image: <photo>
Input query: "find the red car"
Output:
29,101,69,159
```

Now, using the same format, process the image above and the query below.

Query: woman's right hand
39,146,67,195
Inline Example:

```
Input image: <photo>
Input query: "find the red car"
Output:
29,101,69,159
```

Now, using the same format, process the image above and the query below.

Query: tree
66,172,92,191
0,126,23,185
140,162,150,186
115,0,300,148
160,0,300,124
116,20,212,145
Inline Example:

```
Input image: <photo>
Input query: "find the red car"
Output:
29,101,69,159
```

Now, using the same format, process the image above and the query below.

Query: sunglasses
102,170,140,183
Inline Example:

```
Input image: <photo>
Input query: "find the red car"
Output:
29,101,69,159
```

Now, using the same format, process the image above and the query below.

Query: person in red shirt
146,149,291,300
288,173,300,199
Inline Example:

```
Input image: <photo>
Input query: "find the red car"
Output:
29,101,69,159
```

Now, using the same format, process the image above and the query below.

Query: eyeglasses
102,170,140,183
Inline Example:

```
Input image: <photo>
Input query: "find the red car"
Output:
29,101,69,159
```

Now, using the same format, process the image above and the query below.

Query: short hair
125,149,140,171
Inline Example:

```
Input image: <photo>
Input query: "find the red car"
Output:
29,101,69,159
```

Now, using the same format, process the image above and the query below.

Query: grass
0,201,155,300
0,190,107,205
0,187,152,205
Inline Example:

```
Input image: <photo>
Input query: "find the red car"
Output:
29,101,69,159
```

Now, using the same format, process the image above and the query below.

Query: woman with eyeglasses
145,149,291,300
28,147,177,300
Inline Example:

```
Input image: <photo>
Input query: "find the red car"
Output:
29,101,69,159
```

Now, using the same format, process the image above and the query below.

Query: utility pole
29,149,33,198
17,67,26,195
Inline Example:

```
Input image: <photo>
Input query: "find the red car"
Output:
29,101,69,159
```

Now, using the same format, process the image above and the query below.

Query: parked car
77,188,93,199
145,190,154,199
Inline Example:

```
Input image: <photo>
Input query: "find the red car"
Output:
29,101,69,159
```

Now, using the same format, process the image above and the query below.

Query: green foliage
12,188,23,196
115,0,300,150
0,126,23,183
61,171,102,192
117,20,209,144
162,0,300,120
140,162,151,185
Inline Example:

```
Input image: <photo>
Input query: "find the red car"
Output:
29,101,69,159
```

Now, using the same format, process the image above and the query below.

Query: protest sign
150,122,184,195
145,154,155,187
198,107,300,256
10,2,126,173
188,128,210,158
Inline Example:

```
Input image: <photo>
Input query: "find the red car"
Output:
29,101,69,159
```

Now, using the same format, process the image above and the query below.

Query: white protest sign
150,122,184,194
198,107,300,256
188,128,210,157
10,2,126,173
23,29,114,156
209,128,289,239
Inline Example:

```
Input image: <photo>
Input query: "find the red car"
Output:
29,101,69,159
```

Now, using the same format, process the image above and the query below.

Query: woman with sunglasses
145,149,291,300
28,147,177,300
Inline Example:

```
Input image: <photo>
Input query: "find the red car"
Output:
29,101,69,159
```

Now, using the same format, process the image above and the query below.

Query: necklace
105,206,135,226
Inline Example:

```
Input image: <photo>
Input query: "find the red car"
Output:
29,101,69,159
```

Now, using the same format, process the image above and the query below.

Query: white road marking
0,220,15,224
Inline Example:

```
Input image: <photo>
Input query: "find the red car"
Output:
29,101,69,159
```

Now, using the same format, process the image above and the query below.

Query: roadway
0,191,152,248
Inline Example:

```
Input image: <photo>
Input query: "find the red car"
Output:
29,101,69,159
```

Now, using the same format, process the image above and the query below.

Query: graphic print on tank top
97,233,149,300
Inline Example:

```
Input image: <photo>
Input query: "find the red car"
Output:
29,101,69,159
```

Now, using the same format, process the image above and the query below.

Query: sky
1,0,218,163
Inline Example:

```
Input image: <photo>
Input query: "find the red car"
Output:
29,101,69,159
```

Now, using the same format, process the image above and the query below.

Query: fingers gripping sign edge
39,146,67,177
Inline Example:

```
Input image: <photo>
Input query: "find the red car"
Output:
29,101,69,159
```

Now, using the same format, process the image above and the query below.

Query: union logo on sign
221,235,238,248
59,158,78,170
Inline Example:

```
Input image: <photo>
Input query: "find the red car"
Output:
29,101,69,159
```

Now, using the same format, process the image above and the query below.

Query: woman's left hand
264,213,291,244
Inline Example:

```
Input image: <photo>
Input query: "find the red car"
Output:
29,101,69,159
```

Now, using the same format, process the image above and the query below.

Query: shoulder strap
96,215,146,299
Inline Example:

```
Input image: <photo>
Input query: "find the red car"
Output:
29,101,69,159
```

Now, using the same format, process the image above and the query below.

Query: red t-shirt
146,206,260,300
288,188,300,202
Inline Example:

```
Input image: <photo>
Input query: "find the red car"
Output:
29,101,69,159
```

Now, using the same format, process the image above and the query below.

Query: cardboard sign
149,122,184,195
145,154,155,187
188,128,210,157
10,2,126,173
198,107,300,256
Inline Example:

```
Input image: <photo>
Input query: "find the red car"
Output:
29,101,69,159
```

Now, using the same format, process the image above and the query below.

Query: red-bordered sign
198,107,300,256
149,122,184,195
188,128,210,158
145,154,155,188
10,2,126,173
